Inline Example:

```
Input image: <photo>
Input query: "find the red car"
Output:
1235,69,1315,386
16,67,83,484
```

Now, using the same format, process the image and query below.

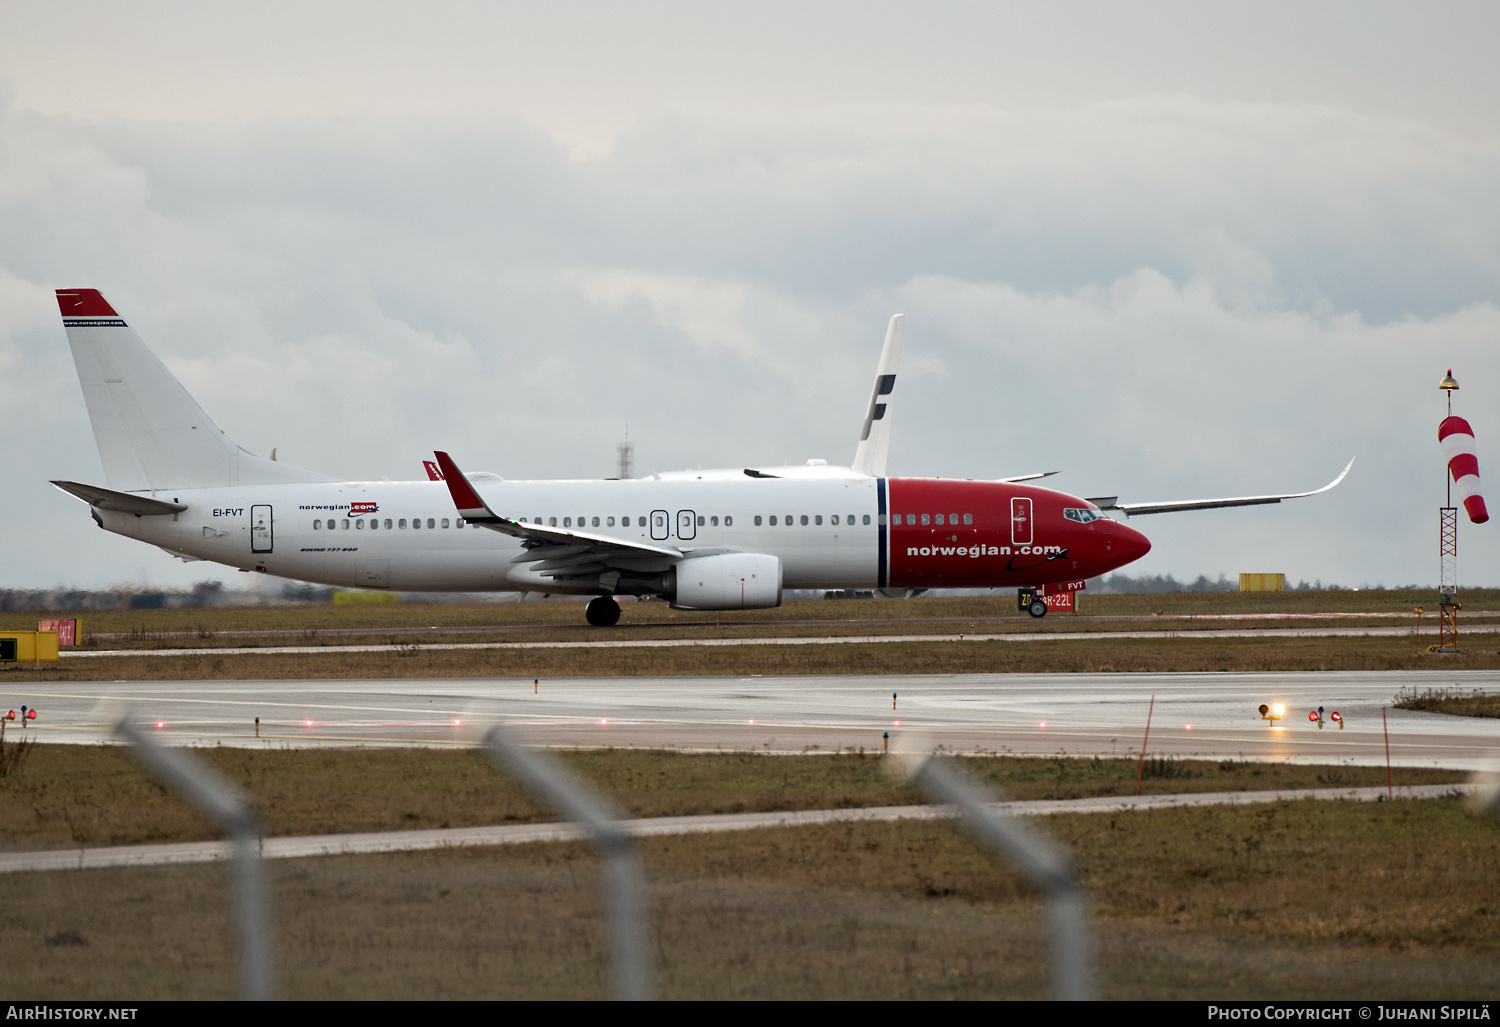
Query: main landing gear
586,596,622,627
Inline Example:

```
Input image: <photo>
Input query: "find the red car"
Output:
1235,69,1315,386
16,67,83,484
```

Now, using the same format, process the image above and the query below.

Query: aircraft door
677,510,697,540
1010,497,1032,546
650,509,670,541
251,505,273,553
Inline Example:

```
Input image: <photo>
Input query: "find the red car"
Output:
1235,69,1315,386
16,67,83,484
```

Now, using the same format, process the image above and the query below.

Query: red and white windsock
1439,415,1489,523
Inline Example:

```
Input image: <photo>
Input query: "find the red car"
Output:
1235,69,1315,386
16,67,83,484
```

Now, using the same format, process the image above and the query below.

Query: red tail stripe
55,289,118,317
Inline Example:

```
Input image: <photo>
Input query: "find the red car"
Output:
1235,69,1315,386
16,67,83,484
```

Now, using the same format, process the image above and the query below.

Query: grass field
2,798,1495,999
0,745,1468,851
6,591,1497,645
3,631,1499,683
1394,686,1500,719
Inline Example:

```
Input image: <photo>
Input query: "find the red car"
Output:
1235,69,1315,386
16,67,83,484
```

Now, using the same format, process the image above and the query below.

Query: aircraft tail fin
57,289,335,491
851,314,903,476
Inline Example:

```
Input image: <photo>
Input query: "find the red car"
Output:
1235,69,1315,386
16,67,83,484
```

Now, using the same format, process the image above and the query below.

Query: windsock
1439,415,1489,523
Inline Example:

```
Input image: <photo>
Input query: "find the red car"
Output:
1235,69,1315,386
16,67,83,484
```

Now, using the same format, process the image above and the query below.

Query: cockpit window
1063,507,1105,524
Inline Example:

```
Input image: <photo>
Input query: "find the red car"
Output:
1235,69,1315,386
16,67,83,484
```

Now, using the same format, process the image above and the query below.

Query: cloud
2,89,1498,587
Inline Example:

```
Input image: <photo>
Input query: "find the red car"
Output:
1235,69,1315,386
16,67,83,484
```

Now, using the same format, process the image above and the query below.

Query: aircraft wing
433,451,684,572
995,471,1058,484
1092,458,1355,517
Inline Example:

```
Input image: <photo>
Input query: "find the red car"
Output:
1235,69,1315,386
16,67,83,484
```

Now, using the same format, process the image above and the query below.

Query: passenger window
697,515,706,526
607,516,615,527
756,515,764,526
564,517,572,527
768,516,776,526
385,518,393,529
370,519,379,530
622,516,631,526
814,515,822,525
963,513,973,525
864,514,872,525
413,519,421,530
577,515,585,526
785,515,793,526
920,514,930,525
710,515,718,526
831,515,839,526
441,518,450,528
592,516,600,527
428,518,436,529
399,519,407,528
456,518,464,528
949,513,958,525
848,513,855,524
313,519,321,530
724,515,732,526
549,517,557,526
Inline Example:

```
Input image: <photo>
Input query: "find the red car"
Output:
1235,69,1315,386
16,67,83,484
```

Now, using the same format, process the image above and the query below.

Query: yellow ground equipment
0,631,60,667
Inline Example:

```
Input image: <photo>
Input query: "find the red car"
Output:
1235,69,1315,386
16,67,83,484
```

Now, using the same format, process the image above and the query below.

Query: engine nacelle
670,553,782,610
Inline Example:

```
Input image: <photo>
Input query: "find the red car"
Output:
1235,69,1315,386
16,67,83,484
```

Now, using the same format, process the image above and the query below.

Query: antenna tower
617,426,633,480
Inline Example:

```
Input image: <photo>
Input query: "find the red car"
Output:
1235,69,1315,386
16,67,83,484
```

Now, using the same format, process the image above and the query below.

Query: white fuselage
110,476,883,593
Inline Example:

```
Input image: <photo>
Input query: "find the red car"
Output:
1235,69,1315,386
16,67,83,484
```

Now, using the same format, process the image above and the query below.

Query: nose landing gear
586,596,622,627
1018,587,1048,618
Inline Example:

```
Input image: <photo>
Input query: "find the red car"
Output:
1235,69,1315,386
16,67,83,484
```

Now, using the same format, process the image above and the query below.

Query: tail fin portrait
57,289,334,492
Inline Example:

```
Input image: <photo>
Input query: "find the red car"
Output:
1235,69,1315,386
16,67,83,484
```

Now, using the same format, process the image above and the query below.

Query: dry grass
1394,686,1500,719
2,799,1496,999
0,746,1465,852
5,631,1500,683
9,590,1498,646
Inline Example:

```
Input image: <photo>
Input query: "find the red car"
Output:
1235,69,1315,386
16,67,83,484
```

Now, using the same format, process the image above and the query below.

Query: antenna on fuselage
851,314,903,477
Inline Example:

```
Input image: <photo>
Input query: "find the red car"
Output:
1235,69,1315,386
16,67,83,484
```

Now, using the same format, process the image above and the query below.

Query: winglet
423,460,444,481
433,451,501,524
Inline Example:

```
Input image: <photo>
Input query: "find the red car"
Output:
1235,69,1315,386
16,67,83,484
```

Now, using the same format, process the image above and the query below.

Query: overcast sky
3,2,1499,591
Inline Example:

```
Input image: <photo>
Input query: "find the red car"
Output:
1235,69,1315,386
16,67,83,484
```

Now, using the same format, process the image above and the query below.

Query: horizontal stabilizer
51,480,186,516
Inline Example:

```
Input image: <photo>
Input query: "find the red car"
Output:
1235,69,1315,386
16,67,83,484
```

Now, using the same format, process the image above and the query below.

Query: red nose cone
1114,521,1152,564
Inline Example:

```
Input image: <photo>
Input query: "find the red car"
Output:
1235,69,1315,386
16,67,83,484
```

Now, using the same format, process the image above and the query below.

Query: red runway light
1185,724,1193,731
156,721,164,729
1330,711,1342,722
453,719,461,726
1039,721,1047,729
1309,710,1320,722
305,719,313,727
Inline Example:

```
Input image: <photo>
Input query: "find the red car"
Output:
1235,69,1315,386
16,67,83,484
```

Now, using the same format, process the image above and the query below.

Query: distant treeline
1086,573,1449,594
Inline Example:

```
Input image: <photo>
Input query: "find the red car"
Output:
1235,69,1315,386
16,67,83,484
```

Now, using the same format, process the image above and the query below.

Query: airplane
50,289,1353,626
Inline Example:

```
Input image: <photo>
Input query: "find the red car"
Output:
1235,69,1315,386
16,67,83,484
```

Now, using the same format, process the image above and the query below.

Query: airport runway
3,670,1498,769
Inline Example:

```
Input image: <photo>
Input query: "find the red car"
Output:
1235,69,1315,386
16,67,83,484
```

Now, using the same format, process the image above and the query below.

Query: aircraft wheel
1027,600,1048,618
586,596,621,627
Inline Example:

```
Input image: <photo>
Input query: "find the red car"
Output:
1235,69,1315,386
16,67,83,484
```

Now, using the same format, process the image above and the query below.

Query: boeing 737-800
50,289,1351,626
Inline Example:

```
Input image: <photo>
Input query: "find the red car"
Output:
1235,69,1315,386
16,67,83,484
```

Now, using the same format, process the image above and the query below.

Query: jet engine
669,552,782,610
